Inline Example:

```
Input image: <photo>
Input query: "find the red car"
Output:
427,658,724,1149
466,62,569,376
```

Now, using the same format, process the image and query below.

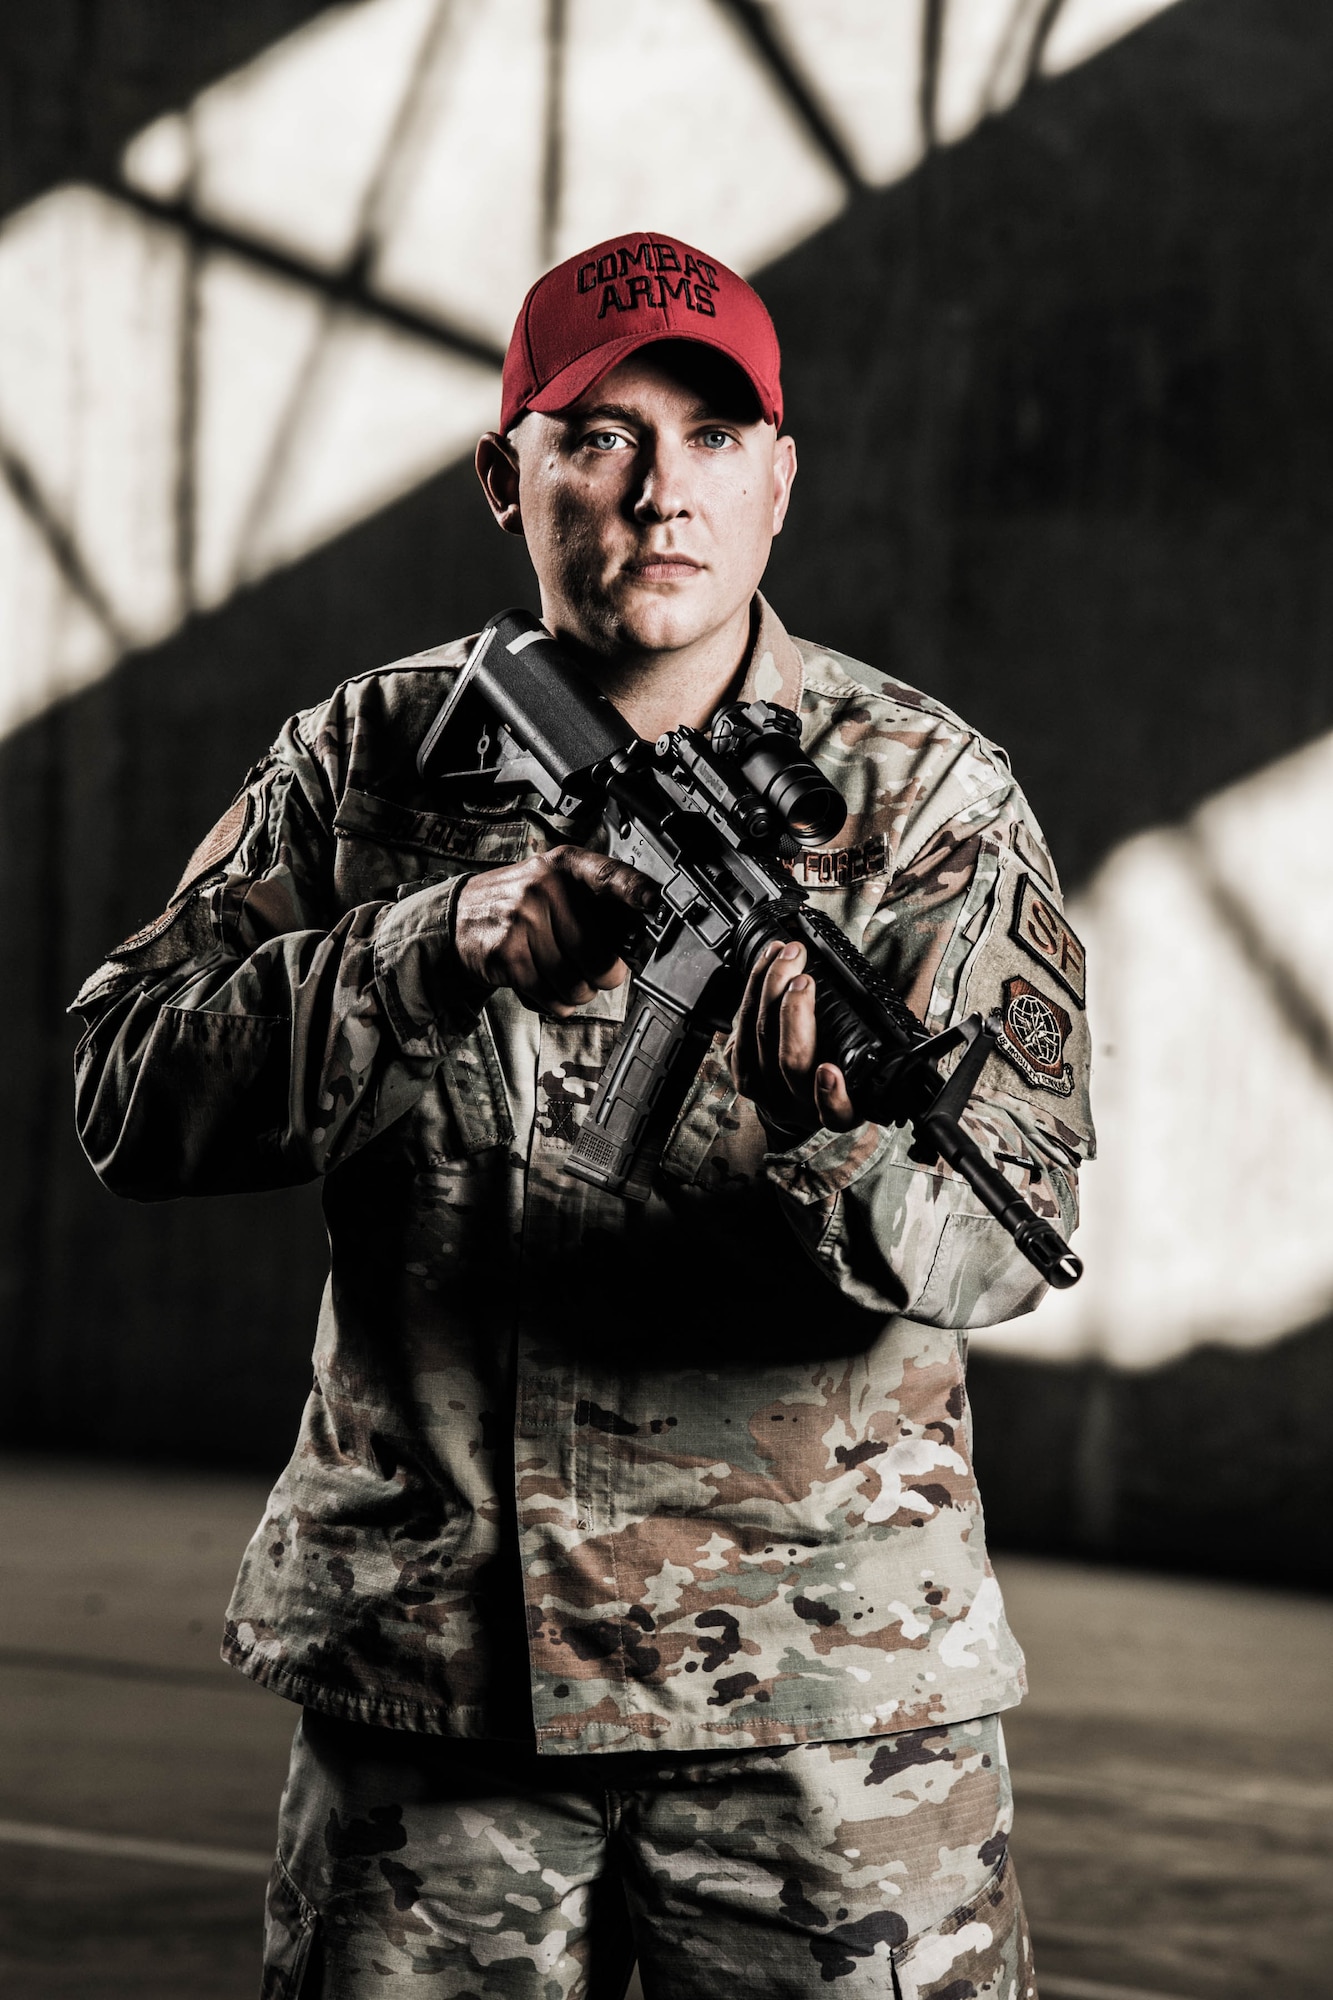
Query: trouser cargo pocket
261,1852,321,1999
893,1851,1036,2000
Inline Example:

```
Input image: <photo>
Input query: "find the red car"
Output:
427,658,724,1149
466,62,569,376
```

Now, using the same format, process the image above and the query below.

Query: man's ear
475,432,524,536
770,432,797,536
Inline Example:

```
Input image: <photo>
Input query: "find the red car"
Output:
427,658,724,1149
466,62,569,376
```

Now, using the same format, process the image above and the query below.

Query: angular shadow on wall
3,0,1332,1567
755,0,1333,1583
0,2,334,217
762,0,1333,887
0,454,532,1469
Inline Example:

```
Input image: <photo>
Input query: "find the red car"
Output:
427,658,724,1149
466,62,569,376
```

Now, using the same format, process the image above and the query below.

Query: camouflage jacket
72,598,1094,1756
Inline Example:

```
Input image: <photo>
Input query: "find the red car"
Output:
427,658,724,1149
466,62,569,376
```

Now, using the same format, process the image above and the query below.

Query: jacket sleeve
70,716,492,1200
762,773,1095,1330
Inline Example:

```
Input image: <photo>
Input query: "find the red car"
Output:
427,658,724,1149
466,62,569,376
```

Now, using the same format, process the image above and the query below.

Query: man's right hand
452,845,658,1018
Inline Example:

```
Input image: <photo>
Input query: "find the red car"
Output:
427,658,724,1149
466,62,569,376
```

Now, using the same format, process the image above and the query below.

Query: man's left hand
729,940,861,1140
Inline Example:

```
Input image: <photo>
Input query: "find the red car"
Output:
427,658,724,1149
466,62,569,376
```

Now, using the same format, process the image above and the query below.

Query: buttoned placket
494,601,810,1746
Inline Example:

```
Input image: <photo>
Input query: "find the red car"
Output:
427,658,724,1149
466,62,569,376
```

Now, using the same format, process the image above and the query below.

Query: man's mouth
624,556,703,582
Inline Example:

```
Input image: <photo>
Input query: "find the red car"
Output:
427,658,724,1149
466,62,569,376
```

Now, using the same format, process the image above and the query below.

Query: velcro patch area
954,844,1094,1153
105,793,251,967
174,794,251,900
100,894,218,977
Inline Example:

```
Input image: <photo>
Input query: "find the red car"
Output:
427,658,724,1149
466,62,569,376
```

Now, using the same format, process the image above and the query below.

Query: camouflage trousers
262,1708,1035,1999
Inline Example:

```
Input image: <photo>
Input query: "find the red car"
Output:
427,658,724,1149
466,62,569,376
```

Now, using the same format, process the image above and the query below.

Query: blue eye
700,429,733,449
586,430,624,451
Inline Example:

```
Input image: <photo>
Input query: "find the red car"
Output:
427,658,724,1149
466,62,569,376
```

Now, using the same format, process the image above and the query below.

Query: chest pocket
334,787,533,1161
332,786,534,898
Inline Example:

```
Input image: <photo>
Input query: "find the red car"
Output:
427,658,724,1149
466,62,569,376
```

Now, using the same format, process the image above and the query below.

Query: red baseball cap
500,231,783,433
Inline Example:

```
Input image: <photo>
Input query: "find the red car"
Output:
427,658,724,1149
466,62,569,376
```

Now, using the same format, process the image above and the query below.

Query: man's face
491,344,797,660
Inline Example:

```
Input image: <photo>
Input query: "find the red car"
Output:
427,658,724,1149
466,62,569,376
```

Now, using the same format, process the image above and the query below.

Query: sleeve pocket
260,1853,321,1999
893,1851,1036,2000
910,1211,1050,1329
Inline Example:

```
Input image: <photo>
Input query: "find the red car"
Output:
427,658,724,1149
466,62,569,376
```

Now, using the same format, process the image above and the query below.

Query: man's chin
603,584,722,657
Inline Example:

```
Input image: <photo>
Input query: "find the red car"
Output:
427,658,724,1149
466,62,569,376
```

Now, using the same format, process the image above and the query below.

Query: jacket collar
733,593,805,714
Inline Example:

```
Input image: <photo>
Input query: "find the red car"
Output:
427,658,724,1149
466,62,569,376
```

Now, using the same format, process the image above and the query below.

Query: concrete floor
1,1455,1329,1999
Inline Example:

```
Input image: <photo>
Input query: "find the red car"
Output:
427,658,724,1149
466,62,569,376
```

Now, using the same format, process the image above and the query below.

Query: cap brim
522,330,779,428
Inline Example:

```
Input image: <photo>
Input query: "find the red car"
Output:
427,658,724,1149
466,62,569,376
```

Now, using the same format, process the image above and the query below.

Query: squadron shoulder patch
1010,873,1086,1006
997,976,1074,1095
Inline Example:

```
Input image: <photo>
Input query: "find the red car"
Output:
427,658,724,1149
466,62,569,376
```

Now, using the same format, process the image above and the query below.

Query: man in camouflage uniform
72,234,1093,1997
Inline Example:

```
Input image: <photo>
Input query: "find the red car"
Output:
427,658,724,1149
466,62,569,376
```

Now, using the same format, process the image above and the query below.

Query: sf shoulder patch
1010,873,1086,1006
997,976,1074,1095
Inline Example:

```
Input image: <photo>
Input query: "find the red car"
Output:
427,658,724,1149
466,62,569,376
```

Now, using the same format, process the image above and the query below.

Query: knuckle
525,853,561,894
516,870,553,912
551,843,595,877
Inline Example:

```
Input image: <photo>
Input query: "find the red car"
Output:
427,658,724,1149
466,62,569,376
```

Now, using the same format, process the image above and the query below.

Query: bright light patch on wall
132,0,444,272
761,0,1184,169
976,731,1333,1369
121,113,195,204
0,471,115,735
369,0,549,348
0,187,188,731
192,257,498,599
762,1,927,185
246,320,498,574
192,258,326,610
551,0,845,273
1040,0,1184,74
0,189,185,648
935,0,1037,141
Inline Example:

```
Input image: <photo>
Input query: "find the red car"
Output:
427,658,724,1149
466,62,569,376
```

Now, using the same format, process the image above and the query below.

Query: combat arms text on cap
499,231,784,434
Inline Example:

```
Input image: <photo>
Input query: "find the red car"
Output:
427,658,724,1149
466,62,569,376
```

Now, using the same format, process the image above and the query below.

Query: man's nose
631,439,692,521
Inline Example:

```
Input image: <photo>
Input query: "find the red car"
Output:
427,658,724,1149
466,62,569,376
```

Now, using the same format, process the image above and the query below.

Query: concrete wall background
2,0,1330,1582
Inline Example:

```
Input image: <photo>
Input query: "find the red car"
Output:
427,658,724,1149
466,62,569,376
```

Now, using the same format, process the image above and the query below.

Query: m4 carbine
419,610,1082,1290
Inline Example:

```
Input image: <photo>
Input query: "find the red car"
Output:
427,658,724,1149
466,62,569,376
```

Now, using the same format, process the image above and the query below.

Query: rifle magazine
568,980,712,1203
